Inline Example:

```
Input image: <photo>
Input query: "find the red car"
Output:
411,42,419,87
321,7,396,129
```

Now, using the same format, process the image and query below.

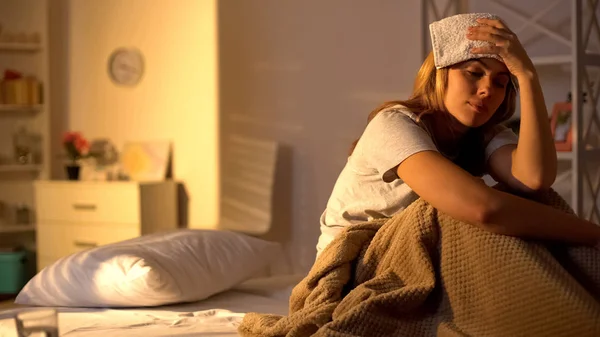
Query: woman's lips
469,102,488,114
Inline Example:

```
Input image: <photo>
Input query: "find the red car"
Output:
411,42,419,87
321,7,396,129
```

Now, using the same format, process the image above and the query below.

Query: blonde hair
349,51,517,174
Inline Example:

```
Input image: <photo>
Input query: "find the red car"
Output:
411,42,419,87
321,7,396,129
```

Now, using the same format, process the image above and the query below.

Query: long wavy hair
350,51,517,176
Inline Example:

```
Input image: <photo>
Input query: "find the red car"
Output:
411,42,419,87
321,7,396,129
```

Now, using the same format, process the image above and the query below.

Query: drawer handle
72,203,97,211
73,240,98,249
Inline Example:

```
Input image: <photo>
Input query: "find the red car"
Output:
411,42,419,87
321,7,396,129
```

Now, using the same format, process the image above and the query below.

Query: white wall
218,1,422,271
60,0,219,228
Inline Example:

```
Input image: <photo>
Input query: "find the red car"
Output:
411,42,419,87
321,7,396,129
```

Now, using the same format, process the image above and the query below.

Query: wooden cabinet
34,180,178,271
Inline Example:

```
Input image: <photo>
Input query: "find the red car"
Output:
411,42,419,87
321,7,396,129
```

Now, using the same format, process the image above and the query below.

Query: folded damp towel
429,13,519,89
429,13,503,69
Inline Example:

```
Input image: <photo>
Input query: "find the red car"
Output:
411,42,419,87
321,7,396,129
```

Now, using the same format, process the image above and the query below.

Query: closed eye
494,75,510,89
468,70,508,89
468,71,484,78
494,79,508,89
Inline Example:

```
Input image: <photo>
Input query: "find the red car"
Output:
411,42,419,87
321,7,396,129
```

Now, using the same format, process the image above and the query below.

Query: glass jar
13,126,33,165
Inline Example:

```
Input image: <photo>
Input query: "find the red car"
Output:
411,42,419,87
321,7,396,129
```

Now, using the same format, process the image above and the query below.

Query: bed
0,273,301,336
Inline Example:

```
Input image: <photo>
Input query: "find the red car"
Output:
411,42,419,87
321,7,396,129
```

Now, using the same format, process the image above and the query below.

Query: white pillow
16,229,285,307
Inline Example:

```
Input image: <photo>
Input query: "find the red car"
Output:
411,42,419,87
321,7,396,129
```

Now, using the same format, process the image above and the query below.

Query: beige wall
59,0,219,228
218,1,422,271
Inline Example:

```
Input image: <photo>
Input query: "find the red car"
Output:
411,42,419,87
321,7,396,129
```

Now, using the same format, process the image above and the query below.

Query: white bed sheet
0,274,303,337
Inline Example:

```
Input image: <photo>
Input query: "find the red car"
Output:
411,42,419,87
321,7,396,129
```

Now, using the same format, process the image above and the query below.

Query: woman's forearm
482,188,600,246
511,71,558,190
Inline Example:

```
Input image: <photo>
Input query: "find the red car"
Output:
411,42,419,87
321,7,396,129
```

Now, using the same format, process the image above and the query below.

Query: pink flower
62,131,92,162
63,132,76,144
74,137,89,154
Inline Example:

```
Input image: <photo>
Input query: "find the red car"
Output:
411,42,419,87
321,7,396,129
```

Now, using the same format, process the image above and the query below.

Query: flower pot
65,165,80,181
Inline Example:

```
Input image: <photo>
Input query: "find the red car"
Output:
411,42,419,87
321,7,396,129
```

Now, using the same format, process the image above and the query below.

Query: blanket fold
239,189,600,337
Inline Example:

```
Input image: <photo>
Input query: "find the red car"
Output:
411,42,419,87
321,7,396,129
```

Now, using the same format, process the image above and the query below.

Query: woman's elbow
521,175,555,192
469,195,512,236
512,168,556,192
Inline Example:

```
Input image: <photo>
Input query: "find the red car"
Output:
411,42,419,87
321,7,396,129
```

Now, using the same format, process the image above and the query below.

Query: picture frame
550,102,573,152
120,141,171,182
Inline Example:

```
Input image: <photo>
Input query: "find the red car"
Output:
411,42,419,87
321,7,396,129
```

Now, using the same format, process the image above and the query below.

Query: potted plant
62,131,91,180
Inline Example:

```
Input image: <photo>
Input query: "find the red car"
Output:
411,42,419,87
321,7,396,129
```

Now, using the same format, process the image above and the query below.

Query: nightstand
34,180,178,271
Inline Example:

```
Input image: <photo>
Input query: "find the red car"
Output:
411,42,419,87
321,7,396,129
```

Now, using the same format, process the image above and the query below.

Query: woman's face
443,58,510,128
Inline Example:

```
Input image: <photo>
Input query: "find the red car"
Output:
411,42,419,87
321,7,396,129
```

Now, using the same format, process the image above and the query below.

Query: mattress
0,274,302,337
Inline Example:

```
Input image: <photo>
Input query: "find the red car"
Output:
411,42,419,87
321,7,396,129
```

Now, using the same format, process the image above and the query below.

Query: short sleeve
484,126,518,161
353,108,438,182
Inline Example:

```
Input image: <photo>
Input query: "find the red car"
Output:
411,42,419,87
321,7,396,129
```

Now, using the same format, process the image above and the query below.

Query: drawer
35,182,140,224
36,222,140,259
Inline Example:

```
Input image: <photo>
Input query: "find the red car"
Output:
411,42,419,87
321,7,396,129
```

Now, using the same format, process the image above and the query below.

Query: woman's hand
467,18,536,79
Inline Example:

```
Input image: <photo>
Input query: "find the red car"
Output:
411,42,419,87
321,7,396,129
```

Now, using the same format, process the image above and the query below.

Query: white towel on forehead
429,13,518,89
429,13,504,69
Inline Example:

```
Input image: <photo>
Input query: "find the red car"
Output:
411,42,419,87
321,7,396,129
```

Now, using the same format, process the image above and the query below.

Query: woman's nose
477,78,493,97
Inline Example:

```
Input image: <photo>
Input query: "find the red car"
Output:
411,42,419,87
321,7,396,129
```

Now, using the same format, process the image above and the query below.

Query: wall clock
108,48,144,86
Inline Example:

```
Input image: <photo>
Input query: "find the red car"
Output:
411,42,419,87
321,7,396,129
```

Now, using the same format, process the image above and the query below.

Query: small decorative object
62,131,92,180
14,32,27,43
0,22,41,45
0,32,14,43
80,139,120,181
65,165,80,181
0,201,6,226
13,125,33,164
1,69,42,105
120,141,171,182
15,204,31,225
108,47,144,86
550,101,573,152
28,32,40,43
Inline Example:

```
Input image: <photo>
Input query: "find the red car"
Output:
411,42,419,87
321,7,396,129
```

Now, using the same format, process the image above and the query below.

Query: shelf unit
0,0,50,251
422,0,600,221
0,164,42,173
530,55,572,66
0,42,42,53
0,225,35,234
0,104,43,113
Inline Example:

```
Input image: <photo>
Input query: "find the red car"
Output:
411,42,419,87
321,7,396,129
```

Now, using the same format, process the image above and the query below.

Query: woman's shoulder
373,104,421,124
358,104,435,149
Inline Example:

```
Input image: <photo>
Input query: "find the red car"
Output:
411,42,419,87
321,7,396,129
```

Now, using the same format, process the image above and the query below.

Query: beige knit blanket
239,189,600,337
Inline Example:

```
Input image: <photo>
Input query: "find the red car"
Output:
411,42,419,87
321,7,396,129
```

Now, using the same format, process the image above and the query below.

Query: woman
316,14,600,257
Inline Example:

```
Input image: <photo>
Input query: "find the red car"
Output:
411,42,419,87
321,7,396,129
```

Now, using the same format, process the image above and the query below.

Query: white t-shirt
316,105,519,256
